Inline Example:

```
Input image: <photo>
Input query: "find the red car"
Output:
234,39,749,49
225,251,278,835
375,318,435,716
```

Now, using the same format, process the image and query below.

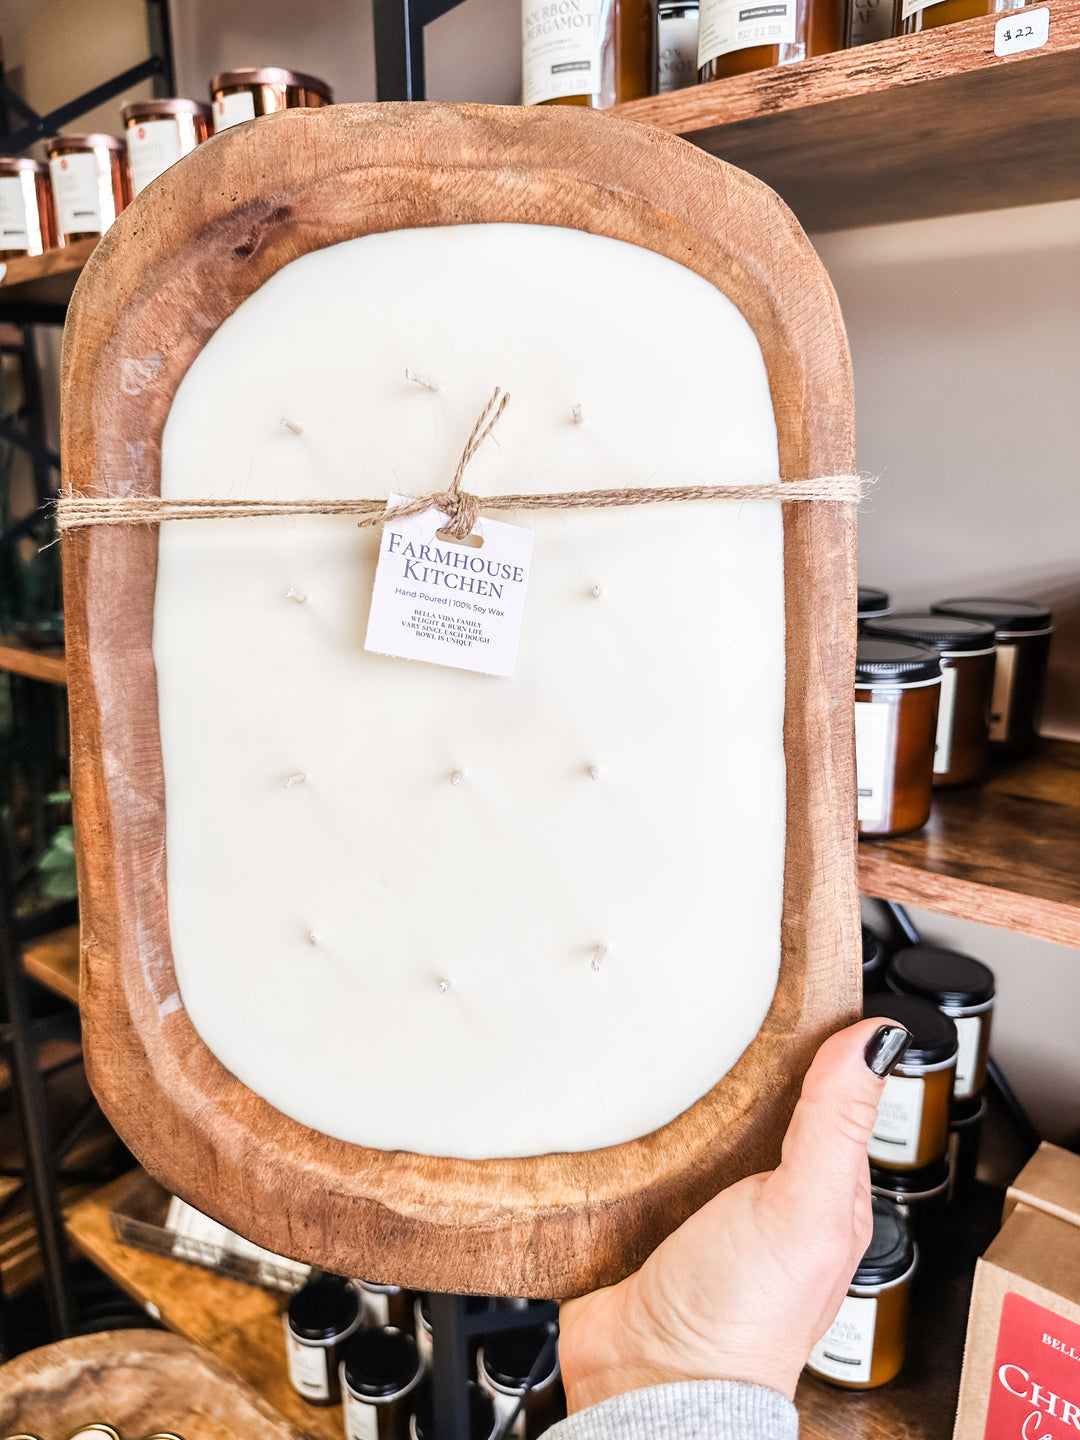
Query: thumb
766,1018,911,1230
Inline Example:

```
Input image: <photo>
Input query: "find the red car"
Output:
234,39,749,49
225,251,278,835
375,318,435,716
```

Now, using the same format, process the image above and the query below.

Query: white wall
9,1,1079,1145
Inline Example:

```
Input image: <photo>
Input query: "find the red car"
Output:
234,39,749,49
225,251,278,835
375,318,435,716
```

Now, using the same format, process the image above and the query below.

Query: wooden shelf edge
23,925,80,1004
614,1,1080,139
0,239,97,301
0,638,68,685
859,849,1080,947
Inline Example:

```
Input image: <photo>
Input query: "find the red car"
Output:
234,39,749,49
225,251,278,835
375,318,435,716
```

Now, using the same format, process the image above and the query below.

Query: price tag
994,6,1049,56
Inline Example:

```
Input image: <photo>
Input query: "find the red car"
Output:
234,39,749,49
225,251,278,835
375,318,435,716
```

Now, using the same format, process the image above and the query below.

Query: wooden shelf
0,636,67,685
0,239,97,311
859,738,1080,946
22,924,80,1004
614,1,1080,230
66,1172,342,1440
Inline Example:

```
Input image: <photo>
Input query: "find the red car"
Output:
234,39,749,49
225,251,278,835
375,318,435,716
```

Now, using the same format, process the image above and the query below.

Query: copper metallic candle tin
44,134,131,242
0,158,58,258
210,67,333,132
121,99,212,196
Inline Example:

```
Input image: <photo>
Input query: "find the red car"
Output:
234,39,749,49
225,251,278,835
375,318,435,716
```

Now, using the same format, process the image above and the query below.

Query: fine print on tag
364,496,534,678
994,5,1048,55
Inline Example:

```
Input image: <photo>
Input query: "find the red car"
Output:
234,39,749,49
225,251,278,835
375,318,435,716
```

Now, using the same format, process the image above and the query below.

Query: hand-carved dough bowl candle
60,104,859,1296
121,100,212,196
210,67,333,131
0,158,58,258
44,134,130,243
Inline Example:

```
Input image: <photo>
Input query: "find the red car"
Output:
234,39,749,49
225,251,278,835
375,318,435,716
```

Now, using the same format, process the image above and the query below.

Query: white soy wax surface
155,222,786,1158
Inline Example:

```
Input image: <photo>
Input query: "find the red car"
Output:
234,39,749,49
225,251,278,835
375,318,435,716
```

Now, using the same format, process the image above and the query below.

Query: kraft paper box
954,1199,1080,1439
1003,1143,1080,1230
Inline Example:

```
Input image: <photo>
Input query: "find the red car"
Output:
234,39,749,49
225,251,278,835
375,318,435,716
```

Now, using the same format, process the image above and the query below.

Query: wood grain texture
615,1,1080,230
0,1328,309,1440
0,239,97,311
859,739,1080,947
61,102,858,1297
0,636,68,685
23,924,80,1003
66,1174,341,1440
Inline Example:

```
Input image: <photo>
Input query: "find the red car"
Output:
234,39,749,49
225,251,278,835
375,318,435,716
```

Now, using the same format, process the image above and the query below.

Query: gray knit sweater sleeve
545,1381,799,1440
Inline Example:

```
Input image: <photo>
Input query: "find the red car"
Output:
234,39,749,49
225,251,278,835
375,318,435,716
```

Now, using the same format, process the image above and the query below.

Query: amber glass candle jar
356,1279,414,1330
0,158,58,258
341,1328,423,1440
857,586,891,629
855,640,941,838
285,1273,363,1405
656,1,701,91
949,1093,986,1203
121,99,212,196
886,944,995,1101
210,67,333,132
522,0,652,107
931,597,1052,757
806,1197,915,1388
477,1326,561,1440
863,613,996,788
411,1380,498,1440
44,135,131,243
899,0,1024,35
865,994,957,1171
870,1158,950,1258
698,0,843,83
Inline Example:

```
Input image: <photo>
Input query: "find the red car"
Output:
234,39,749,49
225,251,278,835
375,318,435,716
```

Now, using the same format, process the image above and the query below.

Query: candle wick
279,417,303,435
571,405,584,425
591,945,607,972
308,931,322,946
284,587,308,604
436,978,451,994
591,584,602,598
405,368,441,393
587,765,600,781
284,772,308,788
449,769,463,787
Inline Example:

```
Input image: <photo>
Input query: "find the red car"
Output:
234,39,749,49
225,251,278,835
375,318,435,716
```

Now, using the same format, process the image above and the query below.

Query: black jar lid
412,1381,496,1440
864,993,958,1066
480,1326,556,1390
853,1197,915,1286
887,945,995,1008
287,1273,360,1341
862,927,885,979
855,638,941,685
931,597,1052,633
870,1156,950,1200
342,1327,420,1398
863,612,997,653
950,1094,987,1126
857,586,890,617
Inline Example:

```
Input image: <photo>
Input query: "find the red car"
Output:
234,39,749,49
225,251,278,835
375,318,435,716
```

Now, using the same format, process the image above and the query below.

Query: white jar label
363,1288,390,1326
344,1390,381,1440
127,118,183,195
284,1324,331,1401
869,1072,924,1165
855,700,893,827
213,90,257,131
522,0,602,105
49,151,103,235
933,663,957,774
808,1294,878,1383
365,497,534,678
988,642,1016,742
698,0,796,67
0,176,31,251
657,10,701,92
953,1014,981,1099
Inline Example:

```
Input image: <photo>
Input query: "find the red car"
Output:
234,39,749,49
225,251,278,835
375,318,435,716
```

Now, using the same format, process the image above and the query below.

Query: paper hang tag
364,497,534,678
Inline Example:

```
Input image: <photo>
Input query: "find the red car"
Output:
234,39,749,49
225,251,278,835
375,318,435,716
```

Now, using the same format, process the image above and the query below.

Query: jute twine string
55,386,865,536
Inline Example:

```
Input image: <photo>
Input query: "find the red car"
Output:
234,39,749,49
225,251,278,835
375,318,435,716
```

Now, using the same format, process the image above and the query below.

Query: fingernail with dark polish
864,1025,912,1077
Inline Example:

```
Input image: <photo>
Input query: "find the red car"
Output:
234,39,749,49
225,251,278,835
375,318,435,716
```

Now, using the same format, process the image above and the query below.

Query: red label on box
985,1293,1080,1438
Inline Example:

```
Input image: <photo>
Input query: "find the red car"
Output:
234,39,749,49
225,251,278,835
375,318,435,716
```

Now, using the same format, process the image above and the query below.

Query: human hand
558,1018,911,1410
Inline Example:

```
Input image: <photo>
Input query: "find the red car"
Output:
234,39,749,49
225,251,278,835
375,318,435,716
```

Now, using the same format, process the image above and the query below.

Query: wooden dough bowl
0,1329,305,1439
61,102,859,1298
